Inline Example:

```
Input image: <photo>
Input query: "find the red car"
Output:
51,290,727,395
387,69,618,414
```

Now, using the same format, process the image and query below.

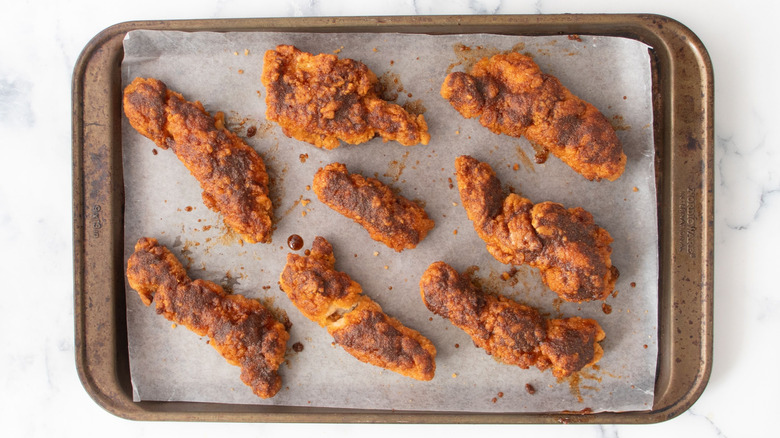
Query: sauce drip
287,234,304,251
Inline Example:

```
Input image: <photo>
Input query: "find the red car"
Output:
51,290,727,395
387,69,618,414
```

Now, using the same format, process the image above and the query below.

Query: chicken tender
455,156,619,302
279,236,436,381
420,261,604,378
262,45,430,149
123,77,274,243
441,52,626,181
126,237,289,398
313,162,434,252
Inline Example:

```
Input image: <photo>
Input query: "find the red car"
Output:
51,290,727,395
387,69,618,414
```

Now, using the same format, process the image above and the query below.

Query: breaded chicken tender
420,261,605,378
441,52,626,181
455,156,618,302
126,237,289,398
262,45,430,149
279,236,436,381
313,162,434,252
123,78,274,243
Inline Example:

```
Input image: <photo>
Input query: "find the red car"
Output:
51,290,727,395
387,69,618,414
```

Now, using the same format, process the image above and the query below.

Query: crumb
454,343,459,348
171,323,177,329
301,210,307,217
388,286,393,290
152,149,158,155
452,202,458,206
244,49,250,55
262,285,271,290
305,185,311,191
184,206,193,212
447,178,453,189
373,251,379,256
643,344,648,349
292,342,304,352
238,69,244,74
498,392,504,398
525,384,536,395
246,126,257,137
491,398,497,403
630,282,636,288
304,249,311,256
513,163,520,171
455,130,460,135
299,153,309,163
390,60,394,65
301,199,311,207
452,373,457,378
233,51,239,56
373,47,377,52
384,265,389,270
623,96,627,100
633,187,639,192
453,229,458,235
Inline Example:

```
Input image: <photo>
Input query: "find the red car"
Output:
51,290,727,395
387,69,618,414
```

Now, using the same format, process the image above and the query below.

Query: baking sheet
121,30,658,413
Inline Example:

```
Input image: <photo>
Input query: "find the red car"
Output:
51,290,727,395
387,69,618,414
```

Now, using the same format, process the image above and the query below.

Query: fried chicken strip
123,77,274,243
441,52,626,181
420,261,604,378
262,45,430,149
455,156,618,302
126,237,289,398
279,236,436,381
313,162,435,252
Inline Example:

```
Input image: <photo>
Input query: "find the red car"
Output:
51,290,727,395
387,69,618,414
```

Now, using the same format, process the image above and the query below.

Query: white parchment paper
122,30,658,413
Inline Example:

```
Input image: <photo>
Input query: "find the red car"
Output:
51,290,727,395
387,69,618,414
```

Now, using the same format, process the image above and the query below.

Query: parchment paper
122,30,658,413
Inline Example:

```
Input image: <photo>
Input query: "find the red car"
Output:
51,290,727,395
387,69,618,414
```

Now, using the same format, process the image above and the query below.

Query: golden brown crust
441,53,626,181
419,261,604,378
541,317,605,378
123,77,273,243
279,236,436,380
278,236,363,327
262,45,430,149
455,156,618,302
126,237,289,398
313,162,435,252
328,296,437,381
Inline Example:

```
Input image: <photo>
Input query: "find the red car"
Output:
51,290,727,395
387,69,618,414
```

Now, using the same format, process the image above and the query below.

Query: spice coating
455,156,618,302
123,78,274,243
420,261,604,377
313,162,435,252
262,45,430,149
441,52,625,181
126,237,289,398
279,236,436,380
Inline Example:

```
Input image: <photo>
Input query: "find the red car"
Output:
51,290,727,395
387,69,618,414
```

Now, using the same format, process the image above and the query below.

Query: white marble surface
0,0,777,436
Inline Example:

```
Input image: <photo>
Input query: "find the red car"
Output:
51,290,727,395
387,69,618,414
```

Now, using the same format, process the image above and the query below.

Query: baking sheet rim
72,13,713,424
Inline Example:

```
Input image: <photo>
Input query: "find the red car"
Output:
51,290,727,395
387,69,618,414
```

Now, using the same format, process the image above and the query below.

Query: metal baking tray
72,14,713,424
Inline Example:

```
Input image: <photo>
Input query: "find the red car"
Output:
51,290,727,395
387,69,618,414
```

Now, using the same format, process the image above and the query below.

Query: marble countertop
1,0,777,436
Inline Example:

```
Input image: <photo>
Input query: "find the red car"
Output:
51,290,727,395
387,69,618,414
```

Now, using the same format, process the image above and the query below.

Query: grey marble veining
1,0,778,437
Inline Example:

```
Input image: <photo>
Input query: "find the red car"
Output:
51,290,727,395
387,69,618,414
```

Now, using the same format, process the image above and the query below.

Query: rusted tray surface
72,14,713,424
